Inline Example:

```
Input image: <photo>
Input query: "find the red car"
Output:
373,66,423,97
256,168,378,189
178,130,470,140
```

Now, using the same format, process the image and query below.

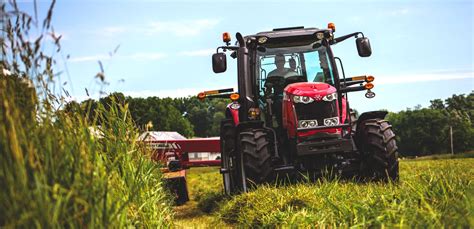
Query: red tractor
199,24,399,194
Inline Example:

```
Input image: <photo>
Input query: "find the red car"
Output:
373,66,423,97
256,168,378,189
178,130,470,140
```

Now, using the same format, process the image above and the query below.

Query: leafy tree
187,105,213,137
125,96,195,137
388,109,449,156
429,99,445,110
388,92,473,156
168,97,227,137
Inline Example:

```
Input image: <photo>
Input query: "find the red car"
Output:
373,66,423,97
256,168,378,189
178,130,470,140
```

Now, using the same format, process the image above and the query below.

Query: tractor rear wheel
356,119,399,182
240,129,274,186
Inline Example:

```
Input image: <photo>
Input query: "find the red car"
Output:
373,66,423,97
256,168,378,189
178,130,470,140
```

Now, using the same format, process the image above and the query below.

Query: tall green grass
1,1,173,227
217,159,473,227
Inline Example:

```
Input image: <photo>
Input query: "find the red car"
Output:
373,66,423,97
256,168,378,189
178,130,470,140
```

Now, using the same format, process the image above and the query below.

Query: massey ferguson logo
148,142,182,150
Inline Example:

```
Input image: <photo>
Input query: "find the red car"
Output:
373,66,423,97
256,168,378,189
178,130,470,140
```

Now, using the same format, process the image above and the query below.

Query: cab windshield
257,44,334,98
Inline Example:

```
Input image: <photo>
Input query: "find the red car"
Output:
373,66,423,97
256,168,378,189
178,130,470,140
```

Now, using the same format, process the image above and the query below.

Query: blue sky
17,0,474,112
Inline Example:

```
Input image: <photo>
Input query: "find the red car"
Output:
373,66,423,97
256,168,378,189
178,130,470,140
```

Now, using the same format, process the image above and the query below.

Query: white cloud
69,54,110,62
101,26,128,36
127,52,167,60
388,8,410,16
93,18,219,39
376,70,473,85
148,19,219,36
104,26,127,33
123,88,206,98
178,49,215,57
68,52,167,62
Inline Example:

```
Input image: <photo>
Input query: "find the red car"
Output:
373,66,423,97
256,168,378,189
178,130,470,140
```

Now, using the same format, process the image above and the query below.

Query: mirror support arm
216,46,239,53
331,32,364,44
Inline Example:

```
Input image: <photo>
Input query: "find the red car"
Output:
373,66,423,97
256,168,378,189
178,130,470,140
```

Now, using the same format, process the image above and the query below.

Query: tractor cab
255,36,337,134
200,24,399,194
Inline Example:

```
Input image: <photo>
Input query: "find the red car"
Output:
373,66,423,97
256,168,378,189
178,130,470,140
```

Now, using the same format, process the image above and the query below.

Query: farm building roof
137,131,186,141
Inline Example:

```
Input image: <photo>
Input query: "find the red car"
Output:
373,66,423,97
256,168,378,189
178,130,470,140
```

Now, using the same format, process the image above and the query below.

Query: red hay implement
143,136,221,204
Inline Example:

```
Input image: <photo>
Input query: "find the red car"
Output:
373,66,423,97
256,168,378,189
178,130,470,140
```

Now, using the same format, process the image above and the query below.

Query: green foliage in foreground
216,159,473,227
0,75,174,228
0,2,173,227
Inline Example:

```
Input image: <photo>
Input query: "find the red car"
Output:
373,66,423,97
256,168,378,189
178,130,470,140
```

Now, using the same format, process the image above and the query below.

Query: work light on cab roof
223,32,231,45
328,22,336,32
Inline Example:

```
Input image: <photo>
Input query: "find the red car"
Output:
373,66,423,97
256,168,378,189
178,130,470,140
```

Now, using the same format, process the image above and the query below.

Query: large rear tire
240,129,274,185
356,119,399,182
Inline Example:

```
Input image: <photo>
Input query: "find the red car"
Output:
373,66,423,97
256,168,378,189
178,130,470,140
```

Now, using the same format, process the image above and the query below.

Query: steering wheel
264,76,285,96
284,75,306,85
266,75,285,84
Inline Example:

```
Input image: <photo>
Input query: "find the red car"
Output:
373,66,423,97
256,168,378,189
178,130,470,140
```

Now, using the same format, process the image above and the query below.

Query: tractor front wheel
240,129,274,186
356,119,399,182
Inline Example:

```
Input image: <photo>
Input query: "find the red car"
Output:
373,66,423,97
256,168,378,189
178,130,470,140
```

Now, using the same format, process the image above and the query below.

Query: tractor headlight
322,92,337,102
299,120,318,129
293,95,314,104
258,36,268,44
316,32,325,40
323,117,339,126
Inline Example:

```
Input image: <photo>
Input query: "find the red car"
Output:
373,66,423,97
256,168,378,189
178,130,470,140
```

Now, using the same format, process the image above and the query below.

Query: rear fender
355,111,388,130
354,110,388,153
236,120,264,133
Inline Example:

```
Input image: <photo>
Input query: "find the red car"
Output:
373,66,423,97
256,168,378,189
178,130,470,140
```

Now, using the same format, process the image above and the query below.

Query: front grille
294,100,337,125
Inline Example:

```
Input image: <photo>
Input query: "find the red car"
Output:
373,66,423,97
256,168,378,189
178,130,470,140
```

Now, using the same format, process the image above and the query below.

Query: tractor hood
284,82,336,98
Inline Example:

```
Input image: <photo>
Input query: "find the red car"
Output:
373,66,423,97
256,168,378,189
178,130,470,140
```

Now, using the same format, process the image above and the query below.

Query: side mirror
212,53,227,73
356,37,372,57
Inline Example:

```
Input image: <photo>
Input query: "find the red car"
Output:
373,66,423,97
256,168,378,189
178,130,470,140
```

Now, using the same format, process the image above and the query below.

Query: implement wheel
220,119,239,194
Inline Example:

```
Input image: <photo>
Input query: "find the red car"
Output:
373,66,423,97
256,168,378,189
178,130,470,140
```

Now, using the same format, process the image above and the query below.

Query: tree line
64,93,227,138
387,92,473,156
65,91,473,156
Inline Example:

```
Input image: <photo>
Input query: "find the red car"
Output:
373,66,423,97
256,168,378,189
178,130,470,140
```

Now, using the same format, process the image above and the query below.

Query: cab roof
254,26,325,38
246,27,331,48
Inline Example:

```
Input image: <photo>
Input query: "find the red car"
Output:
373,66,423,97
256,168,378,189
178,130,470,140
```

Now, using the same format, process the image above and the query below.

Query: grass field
173,167,226,227
174,157,473,227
